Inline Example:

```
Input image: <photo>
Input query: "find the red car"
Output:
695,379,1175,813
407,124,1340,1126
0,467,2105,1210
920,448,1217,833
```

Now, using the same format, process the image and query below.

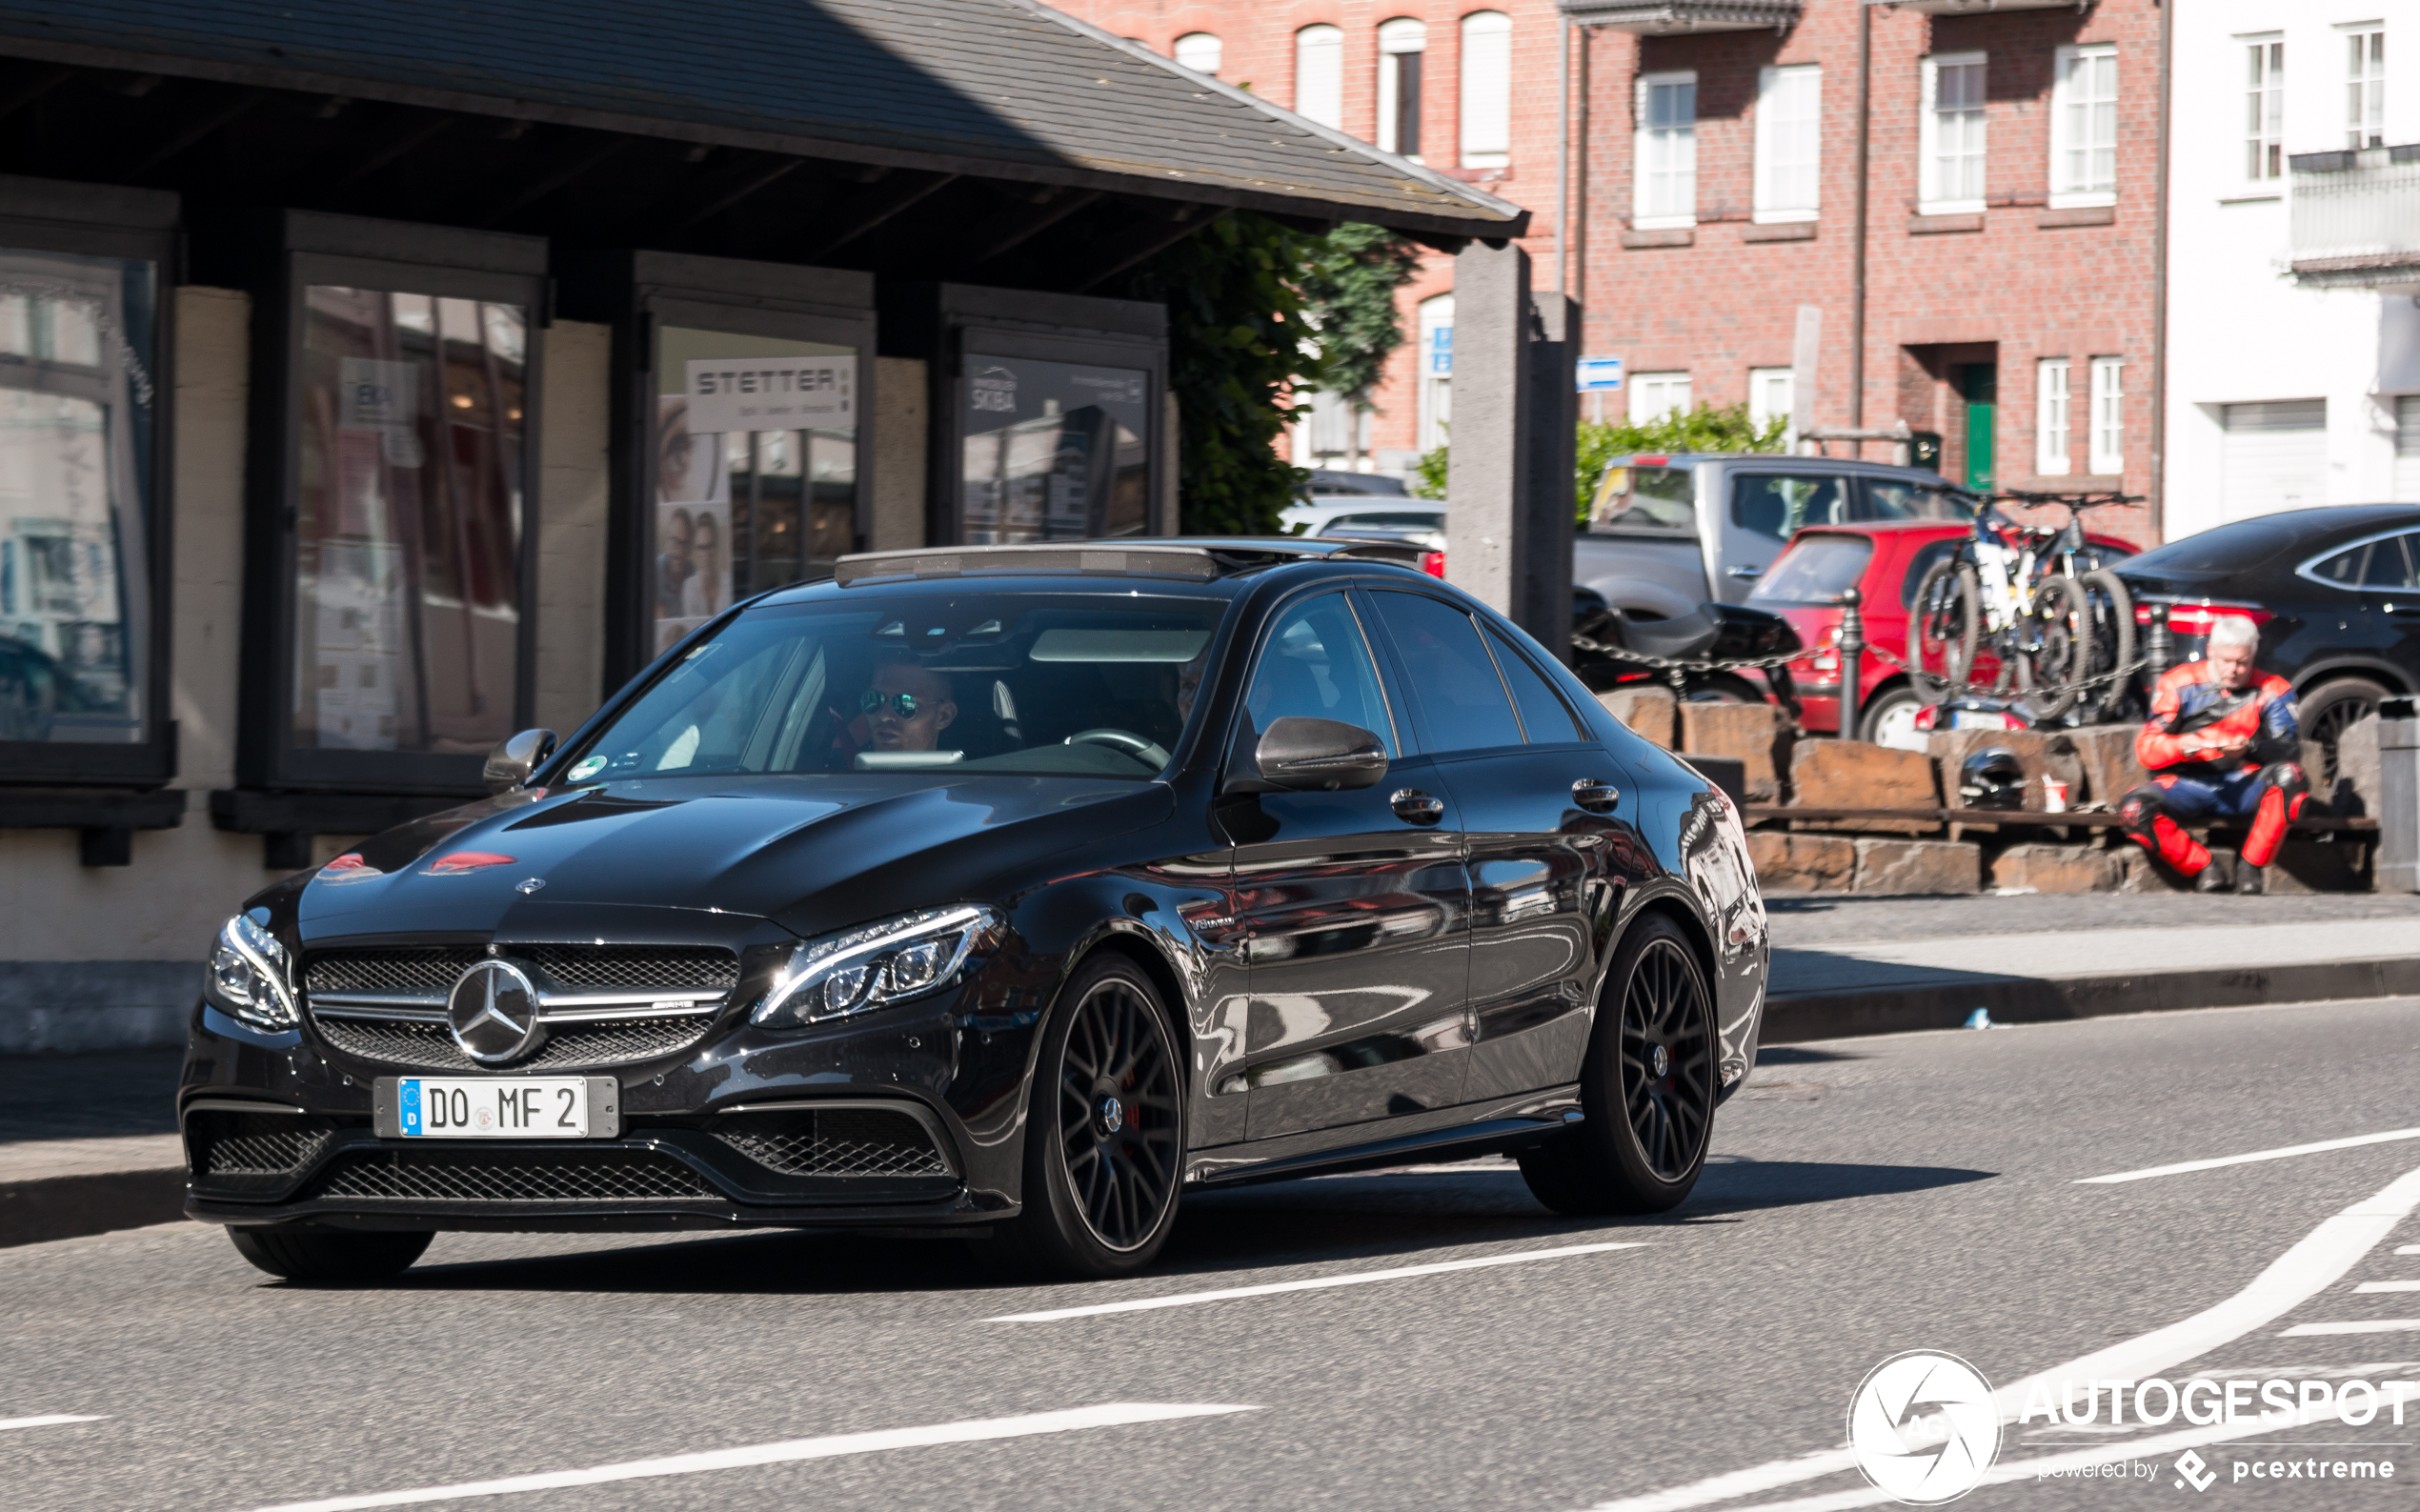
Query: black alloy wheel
2300,675,2390,790
1518,913,1717,1215
999,954,1185,1277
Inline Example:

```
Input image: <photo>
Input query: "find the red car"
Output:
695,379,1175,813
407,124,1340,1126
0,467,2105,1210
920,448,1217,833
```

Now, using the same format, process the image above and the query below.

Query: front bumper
178,976,1041,1233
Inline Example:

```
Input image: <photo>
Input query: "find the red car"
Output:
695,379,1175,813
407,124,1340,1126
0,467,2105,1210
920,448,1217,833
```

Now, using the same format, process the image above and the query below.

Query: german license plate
1950,710,2004,730
372,1077,620,1139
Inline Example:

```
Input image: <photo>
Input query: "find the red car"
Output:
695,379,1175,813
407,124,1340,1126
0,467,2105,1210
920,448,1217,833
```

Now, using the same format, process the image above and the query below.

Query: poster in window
654,394,732,655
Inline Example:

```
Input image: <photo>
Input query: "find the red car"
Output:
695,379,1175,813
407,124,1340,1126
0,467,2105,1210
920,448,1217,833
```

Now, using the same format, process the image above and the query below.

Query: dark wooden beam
477,133,628,227
0,66,70,125
126,89,266,175
797,171,958,260
324,109,454,192
661,154,806,232
1064,205,1223,292
958,188,1104,266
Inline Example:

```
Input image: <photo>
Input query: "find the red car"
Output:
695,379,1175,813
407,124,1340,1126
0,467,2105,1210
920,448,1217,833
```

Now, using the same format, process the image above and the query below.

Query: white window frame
1173,31,1222,78
1634,71,1699,230
1629,371,1692,425
2048,44,2118,209
1294,24,1344,131
2344,22,2386,150
1378,18,1427,160
1919,51,1988,216
1749,368,1794,435
1753,65,1823,224
2087,357,2124,475
1459,10,1512,168
2244,35,2284,183
2036,357,2072,475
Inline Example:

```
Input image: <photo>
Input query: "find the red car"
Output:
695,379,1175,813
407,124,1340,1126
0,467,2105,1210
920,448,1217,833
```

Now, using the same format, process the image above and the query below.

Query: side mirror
483,728,558,795
1226,716,1389,795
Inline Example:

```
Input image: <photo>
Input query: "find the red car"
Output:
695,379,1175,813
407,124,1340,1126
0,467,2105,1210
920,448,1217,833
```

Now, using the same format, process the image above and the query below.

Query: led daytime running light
754,905,998,1029
208,914,297,1029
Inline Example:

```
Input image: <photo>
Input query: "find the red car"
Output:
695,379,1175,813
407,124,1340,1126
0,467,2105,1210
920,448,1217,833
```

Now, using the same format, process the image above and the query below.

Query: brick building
1066,0,2162,543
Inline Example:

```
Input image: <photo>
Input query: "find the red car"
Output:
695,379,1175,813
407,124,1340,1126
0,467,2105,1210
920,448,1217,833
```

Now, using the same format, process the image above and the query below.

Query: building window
1295,25,1343,131
2246,37,2285,182
2036,358,2071,475
2050,44,2118,208
2087,357,2124,475
2347,25,2385,149
1635,71,1698,229
1753,65,1822,224
1749,368,1794,435
1379,18,1426,160
1460,11,1512,168
1920,52,1987,215
1630,371,1691,424
1417,293,1453,454
0,234,168,779
1174,32,1221,77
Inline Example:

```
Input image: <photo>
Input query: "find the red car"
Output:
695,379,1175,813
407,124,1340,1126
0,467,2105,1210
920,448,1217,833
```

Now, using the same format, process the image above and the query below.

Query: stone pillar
1445,240,1575,659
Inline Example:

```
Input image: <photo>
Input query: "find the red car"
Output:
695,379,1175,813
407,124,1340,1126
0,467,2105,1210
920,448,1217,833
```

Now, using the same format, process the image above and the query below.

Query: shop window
961,353,1151,543
0,180,175,786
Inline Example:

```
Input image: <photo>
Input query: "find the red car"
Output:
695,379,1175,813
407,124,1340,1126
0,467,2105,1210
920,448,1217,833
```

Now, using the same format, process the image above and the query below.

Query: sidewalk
5,893,2417,1247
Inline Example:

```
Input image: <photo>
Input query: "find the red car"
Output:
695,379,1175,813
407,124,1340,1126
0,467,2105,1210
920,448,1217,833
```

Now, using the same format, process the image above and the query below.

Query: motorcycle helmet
1959,747,2027,812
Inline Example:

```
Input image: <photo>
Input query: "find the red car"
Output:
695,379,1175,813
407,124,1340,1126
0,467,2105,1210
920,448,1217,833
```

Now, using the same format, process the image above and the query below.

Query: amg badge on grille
447,959,545,1065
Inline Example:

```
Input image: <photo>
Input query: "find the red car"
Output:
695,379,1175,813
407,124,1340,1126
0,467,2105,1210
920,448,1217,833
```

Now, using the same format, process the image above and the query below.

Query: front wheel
1856,682,1928,750
1518,914,1717,1216
1910,559,1981,694
997,953,1186,1278
227,1226,432,1284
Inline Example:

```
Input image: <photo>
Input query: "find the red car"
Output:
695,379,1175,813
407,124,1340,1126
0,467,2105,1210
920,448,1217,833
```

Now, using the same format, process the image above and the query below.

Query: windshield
559,592,1227,783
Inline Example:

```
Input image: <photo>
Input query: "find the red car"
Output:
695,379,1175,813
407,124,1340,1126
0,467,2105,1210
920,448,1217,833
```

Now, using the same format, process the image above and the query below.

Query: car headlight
753,905,1001,1030
205,911,298,1029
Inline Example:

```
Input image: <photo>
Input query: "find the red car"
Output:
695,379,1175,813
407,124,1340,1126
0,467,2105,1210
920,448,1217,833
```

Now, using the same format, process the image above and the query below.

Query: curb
0,1167,187,1249
1765,955,2420,1042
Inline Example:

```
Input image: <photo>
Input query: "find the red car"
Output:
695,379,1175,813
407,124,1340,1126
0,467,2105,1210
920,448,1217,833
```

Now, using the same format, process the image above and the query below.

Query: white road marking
0,1415,104,1432
2077,1127,2420,1184
2354,1280,2420,1293
2282,1320,2420,1337
988,1241,1645,1323
2400,1244,2420,1255
1579,1162,2420,1512
243,1402,1256,1512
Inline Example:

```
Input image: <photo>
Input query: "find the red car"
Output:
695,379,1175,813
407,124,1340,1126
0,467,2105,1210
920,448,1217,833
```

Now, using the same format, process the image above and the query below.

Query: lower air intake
311,1148,718,1204
716,1106,955,1179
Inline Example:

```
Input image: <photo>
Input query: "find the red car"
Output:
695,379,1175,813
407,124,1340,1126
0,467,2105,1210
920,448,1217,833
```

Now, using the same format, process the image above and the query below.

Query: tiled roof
0,0,1525,234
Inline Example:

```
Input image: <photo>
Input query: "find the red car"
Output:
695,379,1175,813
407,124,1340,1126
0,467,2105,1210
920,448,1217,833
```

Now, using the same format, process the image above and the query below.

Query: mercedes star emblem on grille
446,959,544,1065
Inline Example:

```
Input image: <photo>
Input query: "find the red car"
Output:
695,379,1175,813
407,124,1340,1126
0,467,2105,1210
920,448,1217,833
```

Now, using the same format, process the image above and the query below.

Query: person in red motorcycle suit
2118,614,2309,894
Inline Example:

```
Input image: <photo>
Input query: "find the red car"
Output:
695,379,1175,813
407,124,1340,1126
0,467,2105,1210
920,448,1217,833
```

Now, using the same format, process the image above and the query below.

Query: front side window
568,592,1223,782
1363,590,1522,753
1636,71,1698,226
1295,24,1344,131
2050,44,2119,207
654,327,858,655
2037,357,2072,475
2088,356,2125,475
1753,64,1822,223
1243,592,1395,752
1459,11,1512,167
1922,52,1987,213
1731,474,1846,544
2246,37,2285,182
0,248,156,749
295,287,525,756
1589,463,1697,532
2347,26,2385,149
961,355,1149,546
1379,18,1427,159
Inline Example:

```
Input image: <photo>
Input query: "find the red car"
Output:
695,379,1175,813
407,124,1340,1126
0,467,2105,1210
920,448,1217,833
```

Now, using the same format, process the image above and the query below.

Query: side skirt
1184,1086,1582,1190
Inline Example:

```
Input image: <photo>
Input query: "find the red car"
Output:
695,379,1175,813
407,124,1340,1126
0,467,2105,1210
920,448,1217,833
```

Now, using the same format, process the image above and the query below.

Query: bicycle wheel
2022,576,2092,720
1910,559,1980,693
2080,569,2135,722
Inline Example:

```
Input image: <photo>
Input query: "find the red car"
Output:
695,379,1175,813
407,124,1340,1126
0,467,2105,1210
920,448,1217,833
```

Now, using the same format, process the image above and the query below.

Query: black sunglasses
858,690,922,718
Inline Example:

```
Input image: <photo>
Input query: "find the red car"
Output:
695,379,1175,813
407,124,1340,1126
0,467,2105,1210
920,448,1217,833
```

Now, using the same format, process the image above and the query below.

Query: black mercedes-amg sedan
181,540,1768,1282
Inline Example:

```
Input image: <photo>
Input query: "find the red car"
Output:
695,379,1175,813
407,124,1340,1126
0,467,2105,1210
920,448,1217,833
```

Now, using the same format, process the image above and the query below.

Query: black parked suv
181,540,1767,1283
2114,504,2420,780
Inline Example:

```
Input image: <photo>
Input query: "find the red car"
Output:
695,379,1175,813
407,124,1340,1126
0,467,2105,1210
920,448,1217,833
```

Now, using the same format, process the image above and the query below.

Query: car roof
1606,453,1974,487
747,538,1433,604
2120,504,2420,575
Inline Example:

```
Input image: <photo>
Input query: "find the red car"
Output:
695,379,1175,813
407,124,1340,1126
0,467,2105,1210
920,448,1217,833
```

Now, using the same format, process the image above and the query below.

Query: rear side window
2310,533,2420,590
1484,627,1587,741
1751,534,1874,603
1363,591,1524,753
1590,464,1696,532
1731,474,1848,543
1860,480,1973,523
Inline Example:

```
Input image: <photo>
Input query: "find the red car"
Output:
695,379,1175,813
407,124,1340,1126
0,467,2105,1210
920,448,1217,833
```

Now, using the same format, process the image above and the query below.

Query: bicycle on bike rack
1908,490,2142,723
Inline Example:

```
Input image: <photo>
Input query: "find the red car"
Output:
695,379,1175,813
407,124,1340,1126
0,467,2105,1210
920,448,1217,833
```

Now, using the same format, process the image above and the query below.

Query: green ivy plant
1294,224,1424,440
1411,401,1785,516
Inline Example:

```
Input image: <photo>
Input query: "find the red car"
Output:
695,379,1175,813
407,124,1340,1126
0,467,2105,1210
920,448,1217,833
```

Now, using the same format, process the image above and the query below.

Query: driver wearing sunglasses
847,656,958,755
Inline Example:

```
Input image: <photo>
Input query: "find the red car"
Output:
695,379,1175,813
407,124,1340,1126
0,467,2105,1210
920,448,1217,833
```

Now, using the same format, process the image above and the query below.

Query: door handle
1572,778,1621,815
2387,603,2420,615
1390,788,1445,826
1726,565,1764,579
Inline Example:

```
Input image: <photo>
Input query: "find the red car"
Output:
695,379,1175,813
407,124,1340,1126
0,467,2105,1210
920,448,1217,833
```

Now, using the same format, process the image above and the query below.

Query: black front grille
311,1147,718,1204
716,1107,954,1179
304,944,738,997
306,947,484,995
311,1015,716,1072
187,1109,342,1194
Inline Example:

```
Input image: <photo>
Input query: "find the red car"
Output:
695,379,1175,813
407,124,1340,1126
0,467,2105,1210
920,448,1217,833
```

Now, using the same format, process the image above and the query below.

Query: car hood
293,774,1173,944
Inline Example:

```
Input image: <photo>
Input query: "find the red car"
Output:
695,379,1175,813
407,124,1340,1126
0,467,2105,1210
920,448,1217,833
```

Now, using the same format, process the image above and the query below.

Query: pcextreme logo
1846,1351,2002,1505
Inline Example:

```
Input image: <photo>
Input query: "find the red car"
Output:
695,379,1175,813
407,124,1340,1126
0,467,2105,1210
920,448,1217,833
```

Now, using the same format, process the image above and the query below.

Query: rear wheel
227,1226,432,1284
996,953,1185,1279
2079,570,2136,722
2301,675,2392,788
1856,682,1927,750
1910,559,1981,694
1518,915,1717,1216
2021,576,2092,719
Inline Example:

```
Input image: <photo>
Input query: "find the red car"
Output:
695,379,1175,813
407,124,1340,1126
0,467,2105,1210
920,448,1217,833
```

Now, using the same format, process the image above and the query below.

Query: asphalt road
10,996,2420,1512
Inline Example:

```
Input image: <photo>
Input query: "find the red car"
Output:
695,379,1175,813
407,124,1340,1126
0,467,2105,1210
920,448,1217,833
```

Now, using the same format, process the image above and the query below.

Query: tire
1856,682,1927,750
2080,570,2136,722
1517,914,1718,1217
2021,576,2092,720
996,952,1186,1279
1910,559,1981,693
2300,675,2392,789
227,1226,432,1283
1681,672,1765,705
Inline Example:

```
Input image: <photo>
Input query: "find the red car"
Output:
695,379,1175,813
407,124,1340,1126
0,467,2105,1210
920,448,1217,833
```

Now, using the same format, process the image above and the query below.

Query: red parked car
1748,520,2135,746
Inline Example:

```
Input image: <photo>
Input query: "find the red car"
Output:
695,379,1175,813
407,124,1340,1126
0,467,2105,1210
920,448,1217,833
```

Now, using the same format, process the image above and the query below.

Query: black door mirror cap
1225,716,1390,794
483,728,559,795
